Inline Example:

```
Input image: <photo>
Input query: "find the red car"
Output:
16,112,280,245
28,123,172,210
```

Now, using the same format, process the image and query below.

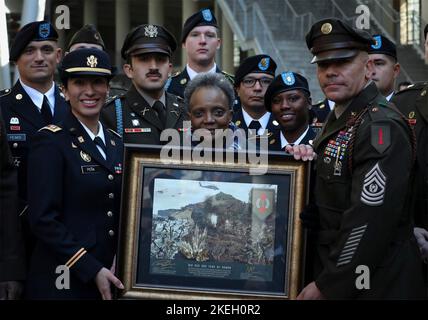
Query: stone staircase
218,0,428,101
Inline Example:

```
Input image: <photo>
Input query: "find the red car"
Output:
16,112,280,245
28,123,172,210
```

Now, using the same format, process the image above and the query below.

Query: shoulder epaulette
0,88,11,98
107,128,122,139
221,70,235,82
105,94,123,106
39,124,62,133
395,81,428,95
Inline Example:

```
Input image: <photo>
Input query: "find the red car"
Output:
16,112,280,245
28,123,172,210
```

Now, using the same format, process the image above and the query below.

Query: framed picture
117,145,308,299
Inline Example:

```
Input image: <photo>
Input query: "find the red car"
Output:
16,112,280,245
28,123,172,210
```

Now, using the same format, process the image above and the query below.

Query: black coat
0,114,25,282
101,85,186,145
268,126,317,151
0,82,69,206
312,83,425,299
166,67,234,99
25,111,123,299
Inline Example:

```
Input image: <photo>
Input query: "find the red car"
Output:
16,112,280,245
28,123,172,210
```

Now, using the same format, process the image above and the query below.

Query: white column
115,0,131,67
84,0,97,26
21,0,46,24
221,13,234,74
148,0,164,25
181,0,198,67
0,0,11,89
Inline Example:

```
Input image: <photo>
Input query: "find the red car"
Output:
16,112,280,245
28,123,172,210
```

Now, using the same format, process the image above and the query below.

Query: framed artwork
117,146,308,299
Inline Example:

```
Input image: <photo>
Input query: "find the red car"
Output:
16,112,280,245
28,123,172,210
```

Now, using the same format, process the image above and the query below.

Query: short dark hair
184,73,235,113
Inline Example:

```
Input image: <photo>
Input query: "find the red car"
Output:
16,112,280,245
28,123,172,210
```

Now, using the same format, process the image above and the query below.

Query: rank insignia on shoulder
371,124,390,154
0,88,11,97
39,124,62,133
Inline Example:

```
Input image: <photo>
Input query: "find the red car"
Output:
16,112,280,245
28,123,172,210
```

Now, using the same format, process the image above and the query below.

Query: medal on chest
323,127,353,176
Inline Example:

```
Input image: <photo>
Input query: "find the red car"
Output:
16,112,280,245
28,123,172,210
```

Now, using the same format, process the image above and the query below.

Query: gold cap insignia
87,55,98,68
16,93,23,100
144,25,158,38
80,151,91,162
321,23,333,34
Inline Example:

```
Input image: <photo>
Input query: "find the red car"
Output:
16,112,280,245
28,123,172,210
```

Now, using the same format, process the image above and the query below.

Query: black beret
59,48,113,83
264,72,310,111
10,21,58,62
235,54,277,86
306,18,375,63
368,34,397,60
67,24,105,51
121,24,177,59
181,8,218,43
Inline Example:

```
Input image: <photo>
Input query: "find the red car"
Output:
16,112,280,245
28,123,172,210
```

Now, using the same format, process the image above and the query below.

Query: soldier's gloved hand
0,281,23,300
300,203,320,230
414,227,428,263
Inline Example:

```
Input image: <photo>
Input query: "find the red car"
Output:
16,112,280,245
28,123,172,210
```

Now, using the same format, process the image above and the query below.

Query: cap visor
130,47,170,57
311,49,359,64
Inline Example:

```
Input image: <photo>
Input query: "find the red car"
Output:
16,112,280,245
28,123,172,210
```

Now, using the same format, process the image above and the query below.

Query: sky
152,179,277,215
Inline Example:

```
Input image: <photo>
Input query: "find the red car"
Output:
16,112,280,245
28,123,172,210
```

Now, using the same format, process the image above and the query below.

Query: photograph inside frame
135,165,291,296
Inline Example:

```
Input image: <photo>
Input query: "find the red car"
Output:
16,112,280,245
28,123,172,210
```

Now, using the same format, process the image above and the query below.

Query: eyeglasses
241,77,273,88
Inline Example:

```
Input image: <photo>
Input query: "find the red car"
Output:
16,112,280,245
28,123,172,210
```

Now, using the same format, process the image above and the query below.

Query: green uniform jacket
392,82,428,228
312,82,425,299
101,85,187,145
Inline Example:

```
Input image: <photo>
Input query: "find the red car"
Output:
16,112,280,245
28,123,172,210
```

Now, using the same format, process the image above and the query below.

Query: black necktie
248,120,261,134
41,95,53,125
152,101,166,127
94,136,107,157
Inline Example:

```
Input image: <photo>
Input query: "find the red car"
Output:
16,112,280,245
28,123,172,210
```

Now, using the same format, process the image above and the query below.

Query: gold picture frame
117,146,308,299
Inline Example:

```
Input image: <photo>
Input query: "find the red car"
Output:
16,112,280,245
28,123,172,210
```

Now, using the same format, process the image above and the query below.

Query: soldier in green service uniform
101,24,186,145
392,82,428,282
296,18,425,299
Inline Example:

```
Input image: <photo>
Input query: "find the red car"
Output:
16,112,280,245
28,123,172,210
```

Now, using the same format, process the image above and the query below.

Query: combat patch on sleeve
370,124,390,154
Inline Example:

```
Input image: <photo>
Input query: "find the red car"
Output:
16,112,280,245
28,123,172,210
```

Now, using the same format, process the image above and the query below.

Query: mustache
146,71,162,77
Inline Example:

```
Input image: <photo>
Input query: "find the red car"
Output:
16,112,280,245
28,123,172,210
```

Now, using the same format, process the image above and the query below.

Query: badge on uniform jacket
371,124,390,154
115,163,122,174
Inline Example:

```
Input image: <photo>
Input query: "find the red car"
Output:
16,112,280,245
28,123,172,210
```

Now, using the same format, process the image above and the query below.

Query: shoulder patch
0,88,11,97
39,124,62,133
107,128,122,139
371,124,390,154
